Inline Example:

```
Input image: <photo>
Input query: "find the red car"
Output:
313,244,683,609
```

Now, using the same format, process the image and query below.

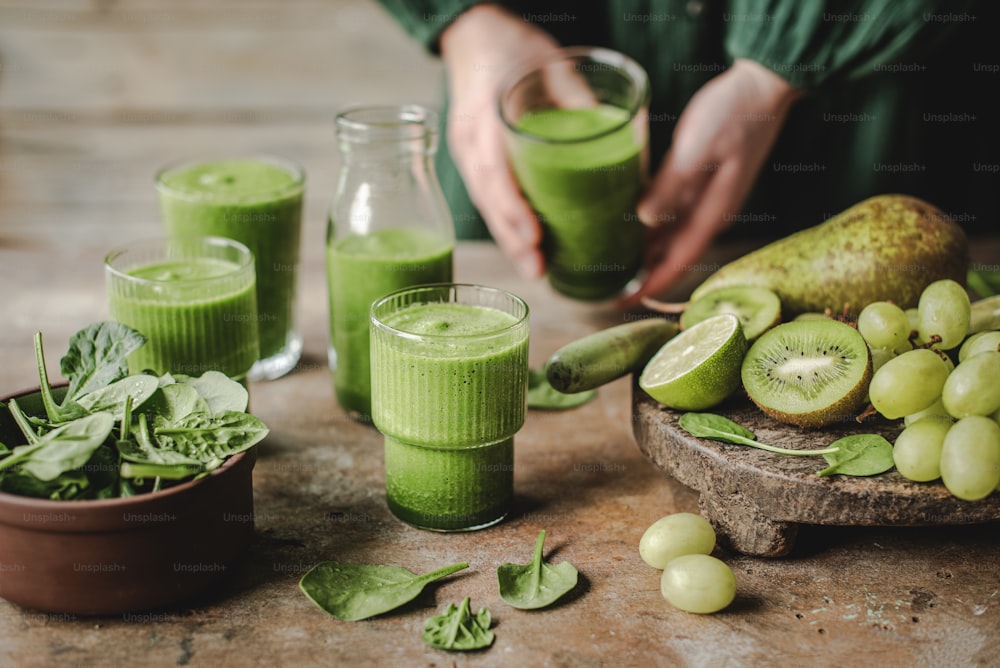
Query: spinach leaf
0,467,91,500
178,371,249,414
423,597,494,651
59,321,147,402
299,561,469,622
527,368,596,410
142,383,211,424
34,331,87,424
153,411,268,461
497,530,578,610
76,375,159,421
817,434,895,477
1,412,114,482
678,413,840,457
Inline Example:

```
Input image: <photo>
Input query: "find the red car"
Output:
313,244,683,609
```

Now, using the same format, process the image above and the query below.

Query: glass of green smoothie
499,46,650,301
370,284,529,531
105,236,260,381
155,155,305,381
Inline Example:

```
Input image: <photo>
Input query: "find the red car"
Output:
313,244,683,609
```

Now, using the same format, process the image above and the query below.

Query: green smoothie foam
108,258,259,379
510,105,644,300
327,227,453,417
371,298,528,531
157,158,304,361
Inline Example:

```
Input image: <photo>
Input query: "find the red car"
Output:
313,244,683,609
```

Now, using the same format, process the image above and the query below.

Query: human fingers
618,159,745,308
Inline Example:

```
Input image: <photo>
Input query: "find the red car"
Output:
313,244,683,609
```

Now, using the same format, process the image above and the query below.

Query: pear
690,194,969,316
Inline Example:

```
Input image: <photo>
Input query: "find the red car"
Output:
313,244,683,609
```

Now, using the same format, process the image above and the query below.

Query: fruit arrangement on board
544,194,1000,502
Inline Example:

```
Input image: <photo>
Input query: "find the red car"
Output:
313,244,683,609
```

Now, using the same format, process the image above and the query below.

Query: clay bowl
0,386,256,616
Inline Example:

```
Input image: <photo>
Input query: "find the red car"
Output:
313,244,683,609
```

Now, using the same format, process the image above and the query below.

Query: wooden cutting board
631,382,1000,557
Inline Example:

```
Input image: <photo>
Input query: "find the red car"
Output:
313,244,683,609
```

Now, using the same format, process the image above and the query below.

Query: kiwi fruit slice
741,319,872,428
681,285,781,341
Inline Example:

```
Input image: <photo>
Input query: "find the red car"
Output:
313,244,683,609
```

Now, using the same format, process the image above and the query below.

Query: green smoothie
156,157,304,369
327,227,453,418
370,293,529,531
107,258,260,379
509,105,644,301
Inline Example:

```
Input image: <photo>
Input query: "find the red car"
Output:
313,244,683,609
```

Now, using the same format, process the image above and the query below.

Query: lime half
639,313,747,410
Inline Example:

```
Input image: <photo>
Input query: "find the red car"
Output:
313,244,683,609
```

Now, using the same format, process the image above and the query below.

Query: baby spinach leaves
497,530,578,610
527,368,596,410
817,434,895,477
0,321,269,499
423,598,494,651
302,530,584,652
299,561,469,622
60,321,147,401
678,413,840,456
679,412,897,477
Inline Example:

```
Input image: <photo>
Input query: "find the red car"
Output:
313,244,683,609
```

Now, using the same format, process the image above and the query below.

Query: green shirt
377,0,994,240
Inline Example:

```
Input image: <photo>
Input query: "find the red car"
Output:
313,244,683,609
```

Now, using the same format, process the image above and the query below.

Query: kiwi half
741,319,872,428
681,285,781,341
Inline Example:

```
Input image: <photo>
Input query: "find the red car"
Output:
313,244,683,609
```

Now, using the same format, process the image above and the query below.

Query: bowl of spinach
0,322,269,615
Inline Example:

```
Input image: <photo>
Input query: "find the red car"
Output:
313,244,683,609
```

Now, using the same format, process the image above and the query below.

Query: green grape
858,301,911,352
893,417,951,481
939,416,1000,501
869,345,896,376
917,279,971,350
660,554,736,614
942,351,1000,418
904,397,953,427
958,330,1000,362
868,348,951,419
639,512,716,570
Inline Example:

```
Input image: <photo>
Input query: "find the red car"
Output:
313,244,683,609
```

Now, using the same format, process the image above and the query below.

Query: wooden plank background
0,0,443,249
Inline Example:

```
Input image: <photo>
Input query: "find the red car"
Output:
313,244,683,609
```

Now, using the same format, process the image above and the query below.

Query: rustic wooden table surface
1,2,998,667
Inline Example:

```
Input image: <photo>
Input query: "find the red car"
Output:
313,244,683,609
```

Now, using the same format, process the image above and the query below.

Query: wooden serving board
631,381,1000,557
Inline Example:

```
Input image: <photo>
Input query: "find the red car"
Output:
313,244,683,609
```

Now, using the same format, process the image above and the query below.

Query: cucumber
545,318,680,394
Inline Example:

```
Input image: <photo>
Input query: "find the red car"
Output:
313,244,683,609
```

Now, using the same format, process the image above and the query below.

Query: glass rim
497,45,651,146
370,283,529,342
104,235,255,287
334,104,439,143
154,154,306,203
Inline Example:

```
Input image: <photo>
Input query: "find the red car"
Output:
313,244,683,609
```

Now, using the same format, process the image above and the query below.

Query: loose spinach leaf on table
497,530,578,610
423,597,494,651
526,368,596,410
678,413,840,457
299,561,469,622
817,434,895,477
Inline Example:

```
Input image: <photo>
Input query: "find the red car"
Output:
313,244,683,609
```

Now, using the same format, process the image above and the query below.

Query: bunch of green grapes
856,279,1000,501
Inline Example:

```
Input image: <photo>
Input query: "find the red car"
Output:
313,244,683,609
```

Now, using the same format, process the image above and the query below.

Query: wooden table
1,2,998,666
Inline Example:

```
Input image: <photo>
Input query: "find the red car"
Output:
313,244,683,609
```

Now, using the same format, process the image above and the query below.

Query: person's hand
617,58,802,309
439,4,560,278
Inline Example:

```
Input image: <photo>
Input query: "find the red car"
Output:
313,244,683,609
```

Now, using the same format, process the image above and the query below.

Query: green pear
691,194,969,316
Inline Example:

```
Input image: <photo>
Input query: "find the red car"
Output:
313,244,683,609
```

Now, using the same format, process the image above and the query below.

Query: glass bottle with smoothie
499,47,650,301
156,155,305,381
370,284,529,531
105,236,260,381
327,105,455,421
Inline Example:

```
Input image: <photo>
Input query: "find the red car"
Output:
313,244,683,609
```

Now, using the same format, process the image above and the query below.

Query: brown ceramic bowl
0,386,256,616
